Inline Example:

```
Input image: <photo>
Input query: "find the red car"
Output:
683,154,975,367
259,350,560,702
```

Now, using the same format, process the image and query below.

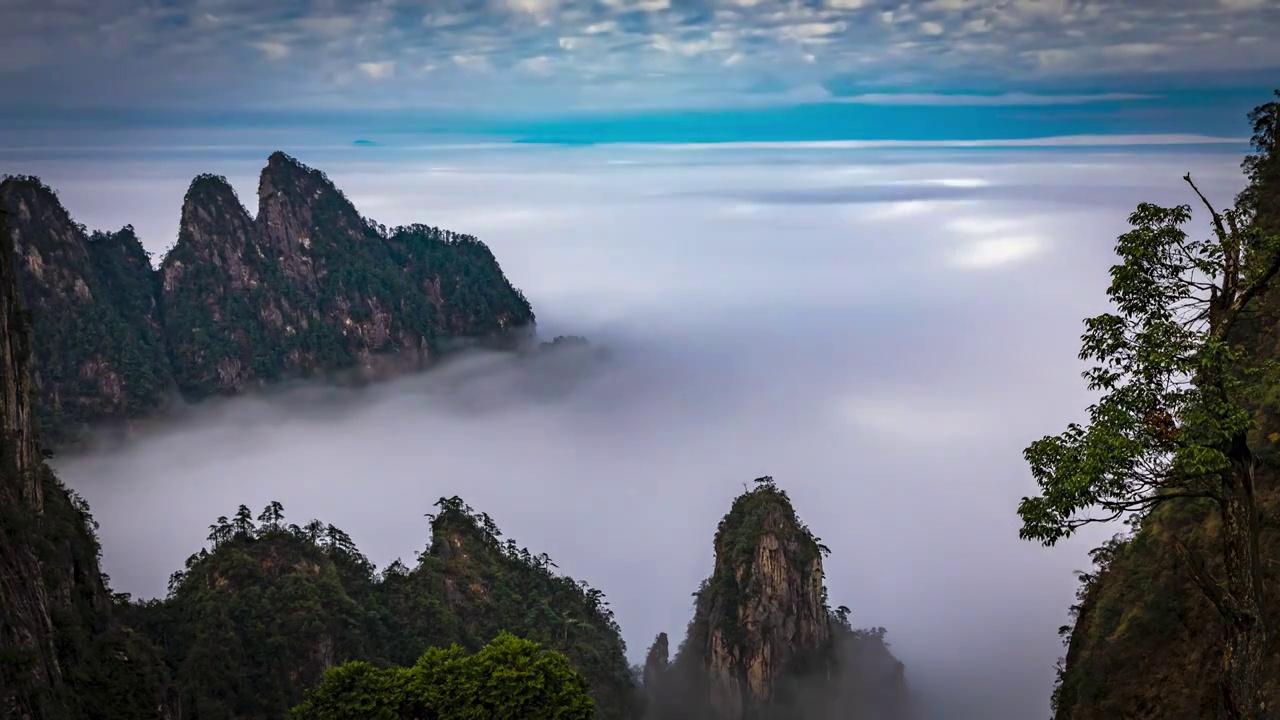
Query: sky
21,140,1249,720
0,0,1278,143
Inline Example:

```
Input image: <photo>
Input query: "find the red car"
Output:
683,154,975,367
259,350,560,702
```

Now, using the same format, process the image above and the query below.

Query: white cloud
777,21,847,42
951,236,1047,270
828,92,1155,106
452,54,491,71
252,41,290,61
651,33,733,56
518,56,554,75
602,0,672,10
297,15,358,36
358,61,396,80
921,21,945,36
827,0,865,8
839,395,995,443
1103,42,1167,57
422,12,470,27
507,0,559,17
583,21,619,34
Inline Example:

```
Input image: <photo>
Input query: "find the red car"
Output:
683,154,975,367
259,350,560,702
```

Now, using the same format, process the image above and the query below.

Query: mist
20,142,1248,720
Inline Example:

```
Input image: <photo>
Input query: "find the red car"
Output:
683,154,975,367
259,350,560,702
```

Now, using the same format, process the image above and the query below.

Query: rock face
645,477,910,720
0,205,166,720
700,480,831,718
644,632,671,692
2,153,535,446
1049,97,1280,720
0,202,59,719
0,177,172,446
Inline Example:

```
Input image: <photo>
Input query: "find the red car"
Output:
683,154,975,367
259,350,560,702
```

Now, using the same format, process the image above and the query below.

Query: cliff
1049,92,1280,719
0,205,167,720
644,477,910,720
2,153,535,445
0,177,172,446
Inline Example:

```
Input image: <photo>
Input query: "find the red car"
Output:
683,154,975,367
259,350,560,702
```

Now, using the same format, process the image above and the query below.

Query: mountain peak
261,151,327,191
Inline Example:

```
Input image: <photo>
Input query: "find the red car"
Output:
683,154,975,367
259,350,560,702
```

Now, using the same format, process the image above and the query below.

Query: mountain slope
1048,92,1280,720
0,177,173,446
644,477,911,720
118,496,638,720
0,204,168,720
2,153,535,445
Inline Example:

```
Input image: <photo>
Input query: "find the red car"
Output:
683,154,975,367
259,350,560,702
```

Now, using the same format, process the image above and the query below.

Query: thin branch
1233,248,1280,321
1184,173,1231,248
1173,538,1239,625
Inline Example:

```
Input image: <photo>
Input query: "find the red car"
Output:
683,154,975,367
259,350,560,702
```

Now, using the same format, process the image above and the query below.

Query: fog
19,143,1248,719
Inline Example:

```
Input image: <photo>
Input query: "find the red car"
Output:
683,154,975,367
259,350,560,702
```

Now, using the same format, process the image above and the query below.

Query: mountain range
1,152,535,447
0,156,911,720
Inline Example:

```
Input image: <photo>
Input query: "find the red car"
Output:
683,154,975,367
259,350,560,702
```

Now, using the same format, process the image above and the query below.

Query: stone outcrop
0,178,172,446
0,204,166,720
644,632,671,692
1049,92,1280,720
700,480,831,718
645,477,911,720
2,153,536,446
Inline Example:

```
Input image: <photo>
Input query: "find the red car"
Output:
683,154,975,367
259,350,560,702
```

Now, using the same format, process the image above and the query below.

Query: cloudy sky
1,0,1277,133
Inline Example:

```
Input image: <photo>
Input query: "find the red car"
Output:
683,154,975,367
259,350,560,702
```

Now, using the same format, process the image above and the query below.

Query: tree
257,500,285,529
1018,108,1280,717
1239,90,1280,232
232,504,255,537
288,632,594,720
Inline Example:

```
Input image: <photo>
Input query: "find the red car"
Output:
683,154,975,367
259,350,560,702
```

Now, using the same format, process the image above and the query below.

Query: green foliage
0,177,173,445
160,155,535,400
289,632,594,720
1043,90,1280,720
702,477,824,650
1019,197,1280,545
122,497,636,720
1239,90,1280,232
411,496,635,719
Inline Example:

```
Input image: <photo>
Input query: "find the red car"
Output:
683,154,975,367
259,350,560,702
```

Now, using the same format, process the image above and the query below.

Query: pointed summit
2,177,171,444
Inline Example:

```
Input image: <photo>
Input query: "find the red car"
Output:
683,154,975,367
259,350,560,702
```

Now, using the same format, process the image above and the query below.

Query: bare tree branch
1174,538,1238,625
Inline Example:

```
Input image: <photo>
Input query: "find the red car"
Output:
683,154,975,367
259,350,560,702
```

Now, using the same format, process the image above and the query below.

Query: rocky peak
255,152,362,292
9,154,536,444
2,177,95,307
698,477,831,719
2,179,172,445
644,632,671,691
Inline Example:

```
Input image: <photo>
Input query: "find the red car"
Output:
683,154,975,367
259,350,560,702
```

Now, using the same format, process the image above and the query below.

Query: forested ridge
1,152,536,448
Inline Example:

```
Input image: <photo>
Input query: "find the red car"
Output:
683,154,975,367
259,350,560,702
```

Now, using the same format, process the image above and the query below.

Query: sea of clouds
19,141,1248,719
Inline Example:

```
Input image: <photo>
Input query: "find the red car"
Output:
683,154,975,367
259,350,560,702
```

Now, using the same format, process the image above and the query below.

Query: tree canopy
288,632,595,720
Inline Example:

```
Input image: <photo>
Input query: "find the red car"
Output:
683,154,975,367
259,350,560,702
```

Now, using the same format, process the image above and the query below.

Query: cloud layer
0,0,1276,114
33,142,1250,719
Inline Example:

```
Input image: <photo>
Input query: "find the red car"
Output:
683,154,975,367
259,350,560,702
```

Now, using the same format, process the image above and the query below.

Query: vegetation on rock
1,153,535,448
644,476,910,720
0,177,173,446
288,632,595,720
112,497,636,720
1033,90,1280,719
